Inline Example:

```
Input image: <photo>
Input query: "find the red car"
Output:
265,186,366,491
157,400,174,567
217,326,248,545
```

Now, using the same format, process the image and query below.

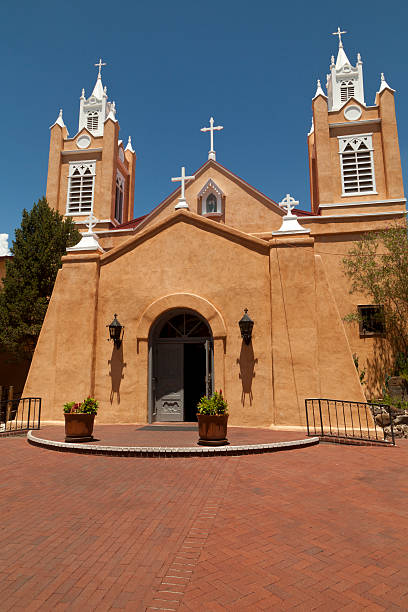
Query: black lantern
107,314,124,349
239,308,254,345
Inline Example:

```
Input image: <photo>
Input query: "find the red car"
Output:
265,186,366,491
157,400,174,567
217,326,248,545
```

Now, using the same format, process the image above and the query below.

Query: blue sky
1,0,407,242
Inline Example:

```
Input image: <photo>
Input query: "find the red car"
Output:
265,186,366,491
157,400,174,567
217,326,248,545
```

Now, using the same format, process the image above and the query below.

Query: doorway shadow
237,342,258,406
108,344,127,404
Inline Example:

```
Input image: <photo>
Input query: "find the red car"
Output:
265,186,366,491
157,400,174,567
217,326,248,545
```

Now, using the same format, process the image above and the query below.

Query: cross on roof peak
94,58,107,78
332,27,347,48
201,116,223,161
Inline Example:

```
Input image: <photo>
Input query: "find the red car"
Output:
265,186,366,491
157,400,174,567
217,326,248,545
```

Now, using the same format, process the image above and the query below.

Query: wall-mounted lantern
107,314,124,349
239,308,254,345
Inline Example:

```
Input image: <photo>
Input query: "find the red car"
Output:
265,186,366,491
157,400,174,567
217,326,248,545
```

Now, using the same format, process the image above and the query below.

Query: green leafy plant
197,390,228,415
63,397,99,415
352,353,366,385
0,198,80,360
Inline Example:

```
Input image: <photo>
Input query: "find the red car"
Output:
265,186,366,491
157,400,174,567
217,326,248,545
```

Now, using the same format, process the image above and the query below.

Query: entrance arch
150,310,214,422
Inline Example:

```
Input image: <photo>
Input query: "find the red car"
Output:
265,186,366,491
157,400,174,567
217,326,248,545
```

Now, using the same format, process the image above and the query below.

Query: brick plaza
1,434,408,611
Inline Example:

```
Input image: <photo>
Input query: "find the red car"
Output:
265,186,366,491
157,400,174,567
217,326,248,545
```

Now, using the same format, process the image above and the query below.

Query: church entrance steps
27,424,319,457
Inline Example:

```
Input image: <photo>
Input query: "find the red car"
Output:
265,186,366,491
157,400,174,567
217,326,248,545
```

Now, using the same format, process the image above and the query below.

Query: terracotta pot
197,413,229,446
64,413,95,442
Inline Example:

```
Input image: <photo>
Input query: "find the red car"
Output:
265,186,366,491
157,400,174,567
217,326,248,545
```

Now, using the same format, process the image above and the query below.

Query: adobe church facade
23,36,407,427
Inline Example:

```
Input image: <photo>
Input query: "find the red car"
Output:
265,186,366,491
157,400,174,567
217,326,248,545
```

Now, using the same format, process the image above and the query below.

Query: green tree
343,225,408,376
0,198,81,360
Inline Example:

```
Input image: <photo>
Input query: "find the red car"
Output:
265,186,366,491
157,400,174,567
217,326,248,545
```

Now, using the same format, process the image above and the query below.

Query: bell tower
307,29,405,216
45,60,136,231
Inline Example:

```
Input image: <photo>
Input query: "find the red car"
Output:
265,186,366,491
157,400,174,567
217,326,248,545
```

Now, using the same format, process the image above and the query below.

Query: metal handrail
305,398,395,445
0,397,41,433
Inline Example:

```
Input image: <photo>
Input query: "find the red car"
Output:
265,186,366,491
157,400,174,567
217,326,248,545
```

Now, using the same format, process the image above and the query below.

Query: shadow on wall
364,336,395,399
108,344,127,404
237,341,258,406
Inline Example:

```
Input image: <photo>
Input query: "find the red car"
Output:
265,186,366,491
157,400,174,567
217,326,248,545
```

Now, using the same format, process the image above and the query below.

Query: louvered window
67,162,96,214
115,172,125,223
339,135,376,195
87,112,99,131
340,80,354,103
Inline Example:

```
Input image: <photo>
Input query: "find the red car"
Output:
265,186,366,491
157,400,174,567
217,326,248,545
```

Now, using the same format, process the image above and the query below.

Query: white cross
94,58,106,77
332,27,347,46
201,117,223,160
171,166,195,209
85,212,99,233
278,194,299,216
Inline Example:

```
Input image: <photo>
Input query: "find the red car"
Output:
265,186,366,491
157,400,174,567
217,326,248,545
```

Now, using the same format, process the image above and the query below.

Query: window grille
67,162,96,214
87,112,99,131
358,306,385,336
339,135,376,195
115,172,125,223
340,80,354,103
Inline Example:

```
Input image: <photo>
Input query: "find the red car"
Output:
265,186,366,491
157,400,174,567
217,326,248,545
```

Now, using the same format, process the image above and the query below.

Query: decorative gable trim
198,179,224,198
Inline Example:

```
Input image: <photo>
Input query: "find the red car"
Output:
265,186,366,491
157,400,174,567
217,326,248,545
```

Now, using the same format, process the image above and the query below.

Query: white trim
330,119,381,128
62,148,102,155
198,179,223,214
319,198,406,209
297,211,407,222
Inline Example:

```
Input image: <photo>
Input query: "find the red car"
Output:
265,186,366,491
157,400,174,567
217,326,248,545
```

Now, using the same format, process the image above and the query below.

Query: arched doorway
150,310,213,422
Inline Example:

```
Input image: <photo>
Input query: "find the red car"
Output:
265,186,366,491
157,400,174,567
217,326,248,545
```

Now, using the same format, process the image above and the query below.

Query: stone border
27,430,319,457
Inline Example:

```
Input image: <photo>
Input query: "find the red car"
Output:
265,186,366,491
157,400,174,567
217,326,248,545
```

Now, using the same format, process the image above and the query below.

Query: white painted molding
329,119,381,128
297,210,407,222
319,198,406,209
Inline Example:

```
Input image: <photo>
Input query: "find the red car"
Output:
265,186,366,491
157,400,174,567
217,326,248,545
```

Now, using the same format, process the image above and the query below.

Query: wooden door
154,343,184,421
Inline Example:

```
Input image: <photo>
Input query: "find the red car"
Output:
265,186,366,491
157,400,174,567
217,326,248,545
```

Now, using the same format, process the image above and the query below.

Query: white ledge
319,198,407,209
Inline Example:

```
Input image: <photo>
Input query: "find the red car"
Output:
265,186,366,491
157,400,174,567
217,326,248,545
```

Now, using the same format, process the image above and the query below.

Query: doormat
139,425,198,431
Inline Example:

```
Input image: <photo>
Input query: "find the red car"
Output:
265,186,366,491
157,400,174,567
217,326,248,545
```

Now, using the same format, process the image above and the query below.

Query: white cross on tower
171,166,196,210
332,27,347,47
95,58,107,77
201,117,223,161
278,194,299,217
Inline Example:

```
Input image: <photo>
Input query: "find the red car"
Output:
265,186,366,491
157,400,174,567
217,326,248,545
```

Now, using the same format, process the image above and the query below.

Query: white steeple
125,136,135,153
50,108,66,130
326,28,365,111
78,58,113,137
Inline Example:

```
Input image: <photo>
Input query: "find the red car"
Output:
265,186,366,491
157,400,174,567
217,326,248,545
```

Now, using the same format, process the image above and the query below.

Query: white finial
378,72,395,94
125,136,135,153
81,88,85,100
171,166,196,210
273,194,310,235
106,101,117,122
357,52,362,64
201,116,223,161
332,26,347,47
66,213,104,253
95,58,106,78
313,79,326,99
103,85,107,96
50,108,66,129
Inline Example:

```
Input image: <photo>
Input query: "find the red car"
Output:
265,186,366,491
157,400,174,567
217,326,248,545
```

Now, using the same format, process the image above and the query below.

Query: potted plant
197,390,229,446
63,397,99,442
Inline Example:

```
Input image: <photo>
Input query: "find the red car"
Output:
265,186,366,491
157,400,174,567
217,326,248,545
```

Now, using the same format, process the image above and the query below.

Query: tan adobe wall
23,211,367,427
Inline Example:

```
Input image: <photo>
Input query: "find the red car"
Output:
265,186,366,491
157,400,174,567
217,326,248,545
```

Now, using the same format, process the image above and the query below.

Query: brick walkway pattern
1,436,408,610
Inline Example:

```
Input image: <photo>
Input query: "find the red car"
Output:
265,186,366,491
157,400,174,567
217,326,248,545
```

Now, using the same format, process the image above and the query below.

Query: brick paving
1,435,408,610
37,424,308,447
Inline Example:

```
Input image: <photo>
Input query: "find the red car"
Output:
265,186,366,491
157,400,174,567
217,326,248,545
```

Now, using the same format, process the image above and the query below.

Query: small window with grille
66,162,96,214
358,305,385,336
339,135,376,195
115,172,125,223
340,80,355,103
87,111,99,131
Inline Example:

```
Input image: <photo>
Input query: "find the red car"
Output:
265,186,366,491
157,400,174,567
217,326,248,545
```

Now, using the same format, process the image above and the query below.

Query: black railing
0,397,41,433
305,398,395,445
